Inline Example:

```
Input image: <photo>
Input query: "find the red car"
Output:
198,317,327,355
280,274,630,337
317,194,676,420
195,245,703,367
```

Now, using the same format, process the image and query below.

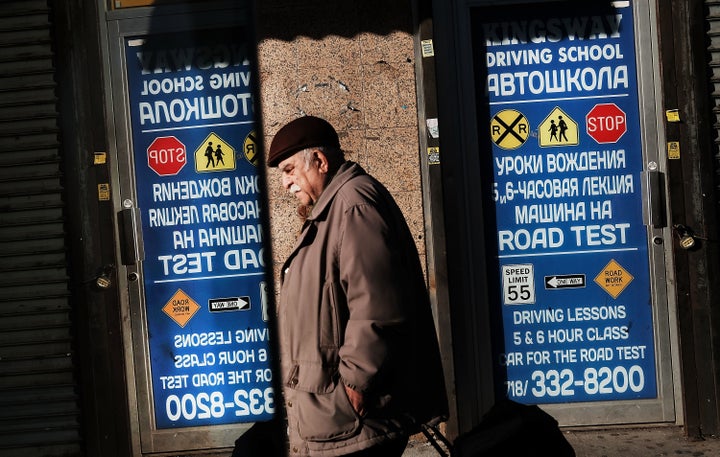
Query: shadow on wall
255,0,422,41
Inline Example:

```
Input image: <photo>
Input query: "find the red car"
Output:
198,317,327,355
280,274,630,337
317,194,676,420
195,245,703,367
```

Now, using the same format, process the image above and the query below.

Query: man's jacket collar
306,161,363,221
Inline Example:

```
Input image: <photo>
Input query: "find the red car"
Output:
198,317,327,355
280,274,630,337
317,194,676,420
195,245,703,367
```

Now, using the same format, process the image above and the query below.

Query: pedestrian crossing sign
195,133,236,173
539,107,579,147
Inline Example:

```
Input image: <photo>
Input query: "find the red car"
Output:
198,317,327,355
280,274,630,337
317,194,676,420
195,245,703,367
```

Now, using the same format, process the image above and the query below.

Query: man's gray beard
297,204,312,222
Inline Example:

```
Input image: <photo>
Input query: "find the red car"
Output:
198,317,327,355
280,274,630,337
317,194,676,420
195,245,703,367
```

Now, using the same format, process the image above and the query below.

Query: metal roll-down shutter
708,1,720,204
0,1,82,456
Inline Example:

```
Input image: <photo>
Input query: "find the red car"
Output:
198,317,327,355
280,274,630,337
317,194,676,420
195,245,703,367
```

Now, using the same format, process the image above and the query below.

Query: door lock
673,224,696,250
94,264,115,289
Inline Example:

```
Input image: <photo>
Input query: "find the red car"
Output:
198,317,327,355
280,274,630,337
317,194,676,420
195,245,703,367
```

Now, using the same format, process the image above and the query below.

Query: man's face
278,150,326,206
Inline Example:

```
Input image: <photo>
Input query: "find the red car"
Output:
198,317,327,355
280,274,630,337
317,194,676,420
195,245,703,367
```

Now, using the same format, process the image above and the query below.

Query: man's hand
344,385,367,417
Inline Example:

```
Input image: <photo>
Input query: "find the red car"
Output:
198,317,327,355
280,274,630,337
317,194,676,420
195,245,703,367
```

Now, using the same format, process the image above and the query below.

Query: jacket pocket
289,362,360,442
319,280,343,350
296,382,360,442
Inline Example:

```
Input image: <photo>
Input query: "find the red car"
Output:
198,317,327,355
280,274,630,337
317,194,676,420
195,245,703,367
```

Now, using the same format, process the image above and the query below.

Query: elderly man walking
267,116,448,457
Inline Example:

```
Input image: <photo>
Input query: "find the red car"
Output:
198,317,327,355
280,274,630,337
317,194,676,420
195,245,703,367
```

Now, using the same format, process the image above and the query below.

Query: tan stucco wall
255,1,427,285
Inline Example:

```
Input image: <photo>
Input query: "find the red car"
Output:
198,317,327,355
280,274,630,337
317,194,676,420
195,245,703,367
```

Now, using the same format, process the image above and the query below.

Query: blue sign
125,28,275,428
474,1,657,403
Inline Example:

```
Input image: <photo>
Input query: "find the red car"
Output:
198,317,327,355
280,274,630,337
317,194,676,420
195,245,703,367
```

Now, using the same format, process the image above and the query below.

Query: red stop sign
147,136,186,176
586,103,627,144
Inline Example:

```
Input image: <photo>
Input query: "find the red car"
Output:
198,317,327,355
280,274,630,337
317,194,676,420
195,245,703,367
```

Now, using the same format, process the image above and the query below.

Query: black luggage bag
422,398,576,457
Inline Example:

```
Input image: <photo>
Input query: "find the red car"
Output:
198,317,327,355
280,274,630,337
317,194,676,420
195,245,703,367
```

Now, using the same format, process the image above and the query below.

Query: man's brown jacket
278,162,448,456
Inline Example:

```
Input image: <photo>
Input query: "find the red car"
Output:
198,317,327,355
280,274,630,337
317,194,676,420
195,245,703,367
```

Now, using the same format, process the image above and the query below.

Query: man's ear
314,149,330,174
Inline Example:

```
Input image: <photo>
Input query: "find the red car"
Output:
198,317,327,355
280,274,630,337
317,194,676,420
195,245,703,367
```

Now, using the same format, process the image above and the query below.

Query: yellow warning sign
243,130,259,166
163,289,200,327
491,109,529,150
97,183,110,201
539,107,579,147
594,259,634,299
195,133,236,173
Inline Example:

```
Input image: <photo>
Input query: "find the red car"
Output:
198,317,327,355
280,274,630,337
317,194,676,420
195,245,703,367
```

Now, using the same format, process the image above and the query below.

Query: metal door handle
118,208,145,265
645,170,666,228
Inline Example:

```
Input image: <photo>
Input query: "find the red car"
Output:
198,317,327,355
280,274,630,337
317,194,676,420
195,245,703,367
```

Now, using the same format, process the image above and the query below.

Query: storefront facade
0,0,718,455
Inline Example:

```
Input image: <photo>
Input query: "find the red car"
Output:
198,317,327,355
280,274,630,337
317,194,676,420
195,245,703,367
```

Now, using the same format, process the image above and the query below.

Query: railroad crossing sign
539,107,579,147
243,130,259,166
147,136,186,176
586,103,627,144
491,109,529,150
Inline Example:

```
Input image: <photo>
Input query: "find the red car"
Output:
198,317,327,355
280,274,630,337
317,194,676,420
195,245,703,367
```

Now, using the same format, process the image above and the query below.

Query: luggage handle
420,423,453,457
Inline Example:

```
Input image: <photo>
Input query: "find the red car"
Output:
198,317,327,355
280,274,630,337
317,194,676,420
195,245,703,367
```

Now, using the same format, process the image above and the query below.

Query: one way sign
208,296,251,312
544,274,586,289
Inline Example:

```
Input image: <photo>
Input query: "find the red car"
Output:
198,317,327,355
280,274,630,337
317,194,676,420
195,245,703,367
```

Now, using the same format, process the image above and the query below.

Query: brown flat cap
267,116,340,167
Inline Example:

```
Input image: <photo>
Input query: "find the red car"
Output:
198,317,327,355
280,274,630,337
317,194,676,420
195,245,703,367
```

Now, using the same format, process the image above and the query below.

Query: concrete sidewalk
402,426,720,456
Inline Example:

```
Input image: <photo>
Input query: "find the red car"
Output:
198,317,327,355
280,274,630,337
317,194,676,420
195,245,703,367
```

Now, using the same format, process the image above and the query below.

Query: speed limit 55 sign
502,263,536,305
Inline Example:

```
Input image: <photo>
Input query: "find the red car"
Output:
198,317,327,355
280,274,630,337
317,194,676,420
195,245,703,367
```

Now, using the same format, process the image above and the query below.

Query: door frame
430,0,681,431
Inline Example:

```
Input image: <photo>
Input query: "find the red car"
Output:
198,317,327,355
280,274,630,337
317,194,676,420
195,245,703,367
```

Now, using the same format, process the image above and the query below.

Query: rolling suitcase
423,398,575,457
